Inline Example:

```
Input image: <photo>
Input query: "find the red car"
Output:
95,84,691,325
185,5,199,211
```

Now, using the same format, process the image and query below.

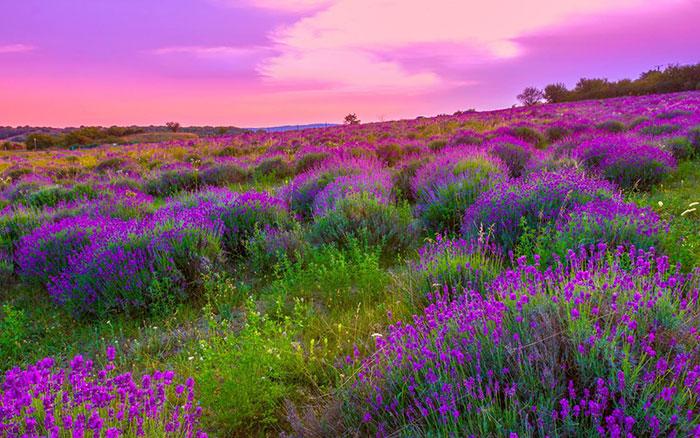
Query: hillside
1,92,699,436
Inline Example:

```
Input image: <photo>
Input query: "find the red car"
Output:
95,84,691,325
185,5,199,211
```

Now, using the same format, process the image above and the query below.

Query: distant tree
344,113,360,125
216,127,228,135
517,87,544,106
25,133,57,150
166,122,181,132
543,83,569,103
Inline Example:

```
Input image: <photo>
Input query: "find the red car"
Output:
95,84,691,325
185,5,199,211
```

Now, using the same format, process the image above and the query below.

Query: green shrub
145,168,200,196
545,126,571,143
200,163,249,186
0,304,28,369
510,126,545,147
254,156,292,178
427,139,448,151
596,120,626,133
309,194,417,259
639,123,680,136
666,136,695,160
294,152,330,174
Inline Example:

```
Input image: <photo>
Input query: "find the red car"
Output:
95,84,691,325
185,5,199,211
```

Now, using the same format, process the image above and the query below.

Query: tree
25,133,56,150
543,83,569,103
344,113,360,125
517,87,544,106
166,122,180,132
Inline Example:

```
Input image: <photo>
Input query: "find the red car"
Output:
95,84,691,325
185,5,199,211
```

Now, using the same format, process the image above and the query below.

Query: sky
1,0,699,127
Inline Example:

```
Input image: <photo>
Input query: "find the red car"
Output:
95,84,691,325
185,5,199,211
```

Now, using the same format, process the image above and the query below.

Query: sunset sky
1,0,699,127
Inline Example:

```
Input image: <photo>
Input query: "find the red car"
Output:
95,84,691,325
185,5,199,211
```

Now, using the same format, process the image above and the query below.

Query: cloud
257,0,661,91
258,48,444,91
0,44,35,54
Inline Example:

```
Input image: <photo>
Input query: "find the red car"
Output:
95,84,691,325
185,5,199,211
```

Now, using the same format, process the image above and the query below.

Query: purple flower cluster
413,235,503,299
0,348,207,437
279,155,382,218
576,134,676,190
549,198,665,257
312,171,393,216
348,246,700,436
412,147,507,232
463,170,618,252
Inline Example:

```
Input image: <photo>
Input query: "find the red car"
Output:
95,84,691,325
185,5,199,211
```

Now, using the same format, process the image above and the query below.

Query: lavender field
1,92,699,436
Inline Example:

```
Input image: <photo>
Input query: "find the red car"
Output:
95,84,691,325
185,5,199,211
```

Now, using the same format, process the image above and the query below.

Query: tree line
518,62,700,106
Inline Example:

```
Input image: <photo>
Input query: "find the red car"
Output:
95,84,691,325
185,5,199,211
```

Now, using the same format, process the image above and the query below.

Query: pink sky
1,0,698,127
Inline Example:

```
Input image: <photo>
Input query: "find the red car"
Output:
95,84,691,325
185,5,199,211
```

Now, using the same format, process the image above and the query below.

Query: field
1,92,699,437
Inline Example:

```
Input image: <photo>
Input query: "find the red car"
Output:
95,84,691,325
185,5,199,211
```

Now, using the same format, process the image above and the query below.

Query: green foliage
145,168,200,196
294,152,330,174
309,194,417,259
667,136,695,161
542,62,700,102
267,240,390,309
510,126,545,147
639,123,681,136
245,225,308,275
596,120,627,133
427,139,448,151
254,156,293,179
545,126,571,143
196,297,337,435
199,163,249,186
629,160,700,271
0,304,28,369
25,133,57,150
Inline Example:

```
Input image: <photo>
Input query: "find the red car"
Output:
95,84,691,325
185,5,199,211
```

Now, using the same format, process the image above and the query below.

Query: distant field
1,92,699,436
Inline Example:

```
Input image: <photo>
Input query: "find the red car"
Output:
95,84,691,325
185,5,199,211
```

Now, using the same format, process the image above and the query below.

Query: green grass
628,159,700,270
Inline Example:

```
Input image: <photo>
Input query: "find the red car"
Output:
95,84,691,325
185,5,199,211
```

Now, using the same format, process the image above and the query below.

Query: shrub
47,220,221,318
345,247,700,436
200,163,249,186
448,130,482,147
145,167,200,197
413,149,507,234
687,125,700,152
312,171,392,216
217,191,293,258
391,158,430,202
666,136,695,160
596,120,626,133
0,349,206,436
254,156,292,178
639,123,681,136
545,125,571,143
24,183,98,209
375,143,405,166
655,109,692,119
463,170,617,253
427,139,448,151
412,235,503,302
309,193,417,258
599,147,675,191
14,216,119,287
509,126,545,147
577,136,675,190
489,138,533,177
541,199,664,265
245,225,308,274
0,304,27,368
294,152,330,174
281,156,382,220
